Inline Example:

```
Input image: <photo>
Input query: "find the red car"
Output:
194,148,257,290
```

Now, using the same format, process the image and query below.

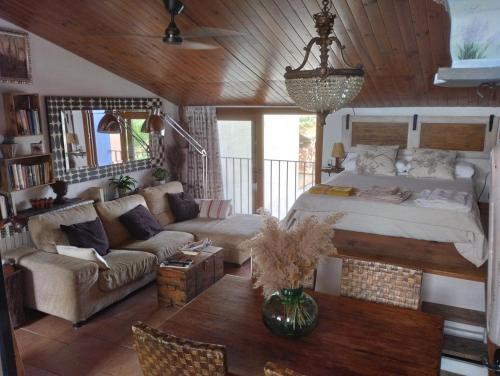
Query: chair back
340,258,422,310
264,362,306,376
132,322,228,376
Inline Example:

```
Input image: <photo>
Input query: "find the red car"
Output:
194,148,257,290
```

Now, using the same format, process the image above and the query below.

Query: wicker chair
340,258,423,310
264,362,306,376
132,322,228,376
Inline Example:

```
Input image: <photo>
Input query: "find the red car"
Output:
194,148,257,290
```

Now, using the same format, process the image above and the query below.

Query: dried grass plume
242,212,343,297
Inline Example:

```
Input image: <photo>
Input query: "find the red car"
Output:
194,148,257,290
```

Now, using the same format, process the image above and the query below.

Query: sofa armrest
1,247,38,264
18,251,99,323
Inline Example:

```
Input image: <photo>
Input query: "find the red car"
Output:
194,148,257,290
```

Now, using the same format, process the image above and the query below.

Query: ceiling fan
98,0,245,50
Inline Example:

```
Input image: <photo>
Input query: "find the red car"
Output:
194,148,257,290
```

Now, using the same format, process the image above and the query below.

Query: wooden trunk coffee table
156,246,224,308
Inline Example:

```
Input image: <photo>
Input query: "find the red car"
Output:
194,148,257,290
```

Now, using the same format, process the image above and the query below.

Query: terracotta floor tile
15,331,67,371
33,335,117,376
86,346,142,376
24,364,59,376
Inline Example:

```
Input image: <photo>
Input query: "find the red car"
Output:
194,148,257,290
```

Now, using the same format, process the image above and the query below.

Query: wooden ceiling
1,0,498,107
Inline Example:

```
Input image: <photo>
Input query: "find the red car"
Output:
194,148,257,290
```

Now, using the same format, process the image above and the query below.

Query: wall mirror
60,109,149,170
46,96,162,184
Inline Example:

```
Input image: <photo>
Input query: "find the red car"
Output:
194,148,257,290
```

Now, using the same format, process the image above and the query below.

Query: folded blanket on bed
415,189,472,212
309,184,354,197
357,186,412,204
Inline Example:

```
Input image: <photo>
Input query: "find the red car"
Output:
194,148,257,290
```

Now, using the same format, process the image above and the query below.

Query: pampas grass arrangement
242,212,342,297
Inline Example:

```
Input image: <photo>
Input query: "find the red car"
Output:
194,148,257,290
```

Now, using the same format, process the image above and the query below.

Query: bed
283,171,487,267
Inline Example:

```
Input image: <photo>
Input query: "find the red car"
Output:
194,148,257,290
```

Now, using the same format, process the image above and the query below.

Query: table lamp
331,142,346,171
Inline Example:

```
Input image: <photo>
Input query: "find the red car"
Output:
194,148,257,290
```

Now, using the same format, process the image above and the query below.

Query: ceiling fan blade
182,27,246,39
171,40,220,50
91,32,164,39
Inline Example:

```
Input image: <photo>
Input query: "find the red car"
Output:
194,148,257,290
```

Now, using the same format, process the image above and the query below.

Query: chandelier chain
321,0,332,13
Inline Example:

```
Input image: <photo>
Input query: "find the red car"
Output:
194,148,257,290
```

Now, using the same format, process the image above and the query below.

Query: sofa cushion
60,217,110,256
138,181,184,227
98,250,156,292
167,192,200,222
28,204,99,253
119,204,163,240
122,230,194,263
165,214,263,265
95,195,148,248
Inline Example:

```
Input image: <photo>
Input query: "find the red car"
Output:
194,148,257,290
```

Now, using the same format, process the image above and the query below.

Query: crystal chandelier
284,0,364,125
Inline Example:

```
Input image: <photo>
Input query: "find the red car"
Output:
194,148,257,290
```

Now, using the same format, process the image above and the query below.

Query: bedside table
321,166,345,176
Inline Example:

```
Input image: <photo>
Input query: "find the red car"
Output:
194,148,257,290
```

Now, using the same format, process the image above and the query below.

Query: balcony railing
220,157,315,219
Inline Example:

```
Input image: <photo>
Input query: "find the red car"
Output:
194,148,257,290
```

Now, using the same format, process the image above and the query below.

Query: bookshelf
0,154,54,193
2,93,42,137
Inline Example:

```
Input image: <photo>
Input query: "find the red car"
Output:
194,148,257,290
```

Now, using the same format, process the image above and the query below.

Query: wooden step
334,229,487,282
422,302,485,327
442,334,487,363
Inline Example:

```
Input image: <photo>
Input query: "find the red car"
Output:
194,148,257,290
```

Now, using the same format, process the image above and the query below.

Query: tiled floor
15,261,251,376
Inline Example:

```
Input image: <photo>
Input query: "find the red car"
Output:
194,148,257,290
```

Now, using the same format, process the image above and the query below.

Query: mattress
283,172,487,267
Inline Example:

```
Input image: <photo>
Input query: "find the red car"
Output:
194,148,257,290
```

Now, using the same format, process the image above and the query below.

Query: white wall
323,107,500,201
0,18,178,210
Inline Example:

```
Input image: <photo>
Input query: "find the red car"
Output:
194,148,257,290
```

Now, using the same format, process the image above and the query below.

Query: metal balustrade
220,157,314,219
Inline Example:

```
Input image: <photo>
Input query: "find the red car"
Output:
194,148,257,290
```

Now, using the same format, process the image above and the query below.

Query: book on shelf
15,109,41,136
0,195,7,219
8,162,51,190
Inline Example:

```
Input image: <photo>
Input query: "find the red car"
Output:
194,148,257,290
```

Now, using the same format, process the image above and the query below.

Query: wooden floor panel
333,229,486,282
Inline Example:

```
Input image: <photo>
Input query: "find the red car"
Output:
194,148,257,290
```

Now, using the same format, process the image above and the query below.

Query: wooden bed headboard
351,122,408,148
420,123,486,151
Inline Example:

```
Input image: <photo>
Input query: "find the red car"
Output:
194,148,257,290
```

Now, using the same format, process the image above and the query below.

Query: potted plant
109,175,137,198
0,133,17,158
242,212,342,338
152,167,168,186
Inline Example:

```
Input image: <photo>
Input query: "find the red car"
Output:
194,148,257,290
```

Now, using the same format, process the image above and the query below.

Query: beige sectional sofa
4,181,262,325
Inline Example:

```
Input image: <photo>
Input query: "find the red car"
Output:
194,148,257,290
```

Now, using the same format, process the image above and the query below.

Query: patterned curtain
183,106,223,199
150,133,165,168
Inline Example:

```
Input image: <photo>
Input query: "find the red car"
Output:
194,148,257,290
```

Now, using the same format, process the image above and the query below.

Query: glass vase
262,287,318,338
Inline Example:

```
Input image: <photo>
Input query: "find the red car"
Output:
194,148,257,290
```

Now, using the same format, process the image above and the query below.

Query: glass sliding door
217,120,253,214
264,114,316,219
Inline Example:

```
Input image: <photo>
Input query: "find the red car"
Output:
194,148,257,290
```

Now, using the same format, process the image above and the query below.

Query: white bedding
283,172,487,267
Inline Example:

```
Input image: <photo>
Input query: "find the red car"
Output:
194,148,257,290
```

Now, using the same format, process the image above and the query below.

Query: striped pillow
199,199,232,219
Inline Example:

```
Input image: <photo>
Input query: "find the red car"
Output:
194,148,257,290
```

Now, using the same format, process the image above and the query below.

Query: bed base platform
333,229,486,283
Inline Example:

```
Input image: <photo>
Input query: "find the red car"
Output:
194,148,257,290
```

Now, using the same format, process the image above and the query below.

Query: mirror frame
46,96,161,185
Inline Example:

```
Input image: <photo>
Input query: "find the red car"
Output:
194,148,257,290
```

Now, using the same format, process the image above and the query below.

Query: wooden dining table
159,275,444,375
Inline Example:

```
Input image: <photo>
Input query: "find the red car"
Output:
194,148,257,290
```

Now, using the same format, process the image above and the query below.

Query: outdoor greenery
457,41,488,60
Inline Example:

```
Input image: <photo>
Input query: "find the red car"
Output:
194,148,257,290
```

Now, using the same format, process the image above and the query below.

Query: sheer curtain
183,106,223,199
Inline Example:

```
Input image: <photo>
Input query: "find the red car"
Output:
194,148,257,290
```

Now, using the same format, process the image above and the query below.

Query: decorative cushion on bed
355,145,399,176
408,148,456,180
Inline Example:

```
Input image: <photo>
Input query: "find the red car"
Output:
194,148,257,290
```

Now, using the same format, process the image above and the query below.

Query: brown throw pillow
167,192,200,222
119,204,163,240
60,217,110,256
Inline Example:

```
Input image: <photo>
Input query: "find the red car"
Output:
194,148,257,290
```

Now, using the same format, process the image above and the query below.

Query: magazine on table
180,238,212,255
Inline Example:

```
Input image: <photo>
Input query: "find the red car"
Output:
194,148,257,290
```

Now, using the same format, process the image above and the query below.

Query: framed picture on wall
0,29,31,84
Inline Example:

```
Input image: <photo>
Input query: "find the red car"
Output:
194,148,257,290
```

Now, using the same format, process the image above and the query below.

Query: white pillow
455,161,475,178
396,160,409,175
344,154,357,172
198,199,232,219
56,245,110,270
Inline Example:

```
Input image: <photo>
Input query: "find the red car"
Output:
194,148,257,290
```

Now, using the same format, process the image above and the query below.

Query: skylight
449,0,500,68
